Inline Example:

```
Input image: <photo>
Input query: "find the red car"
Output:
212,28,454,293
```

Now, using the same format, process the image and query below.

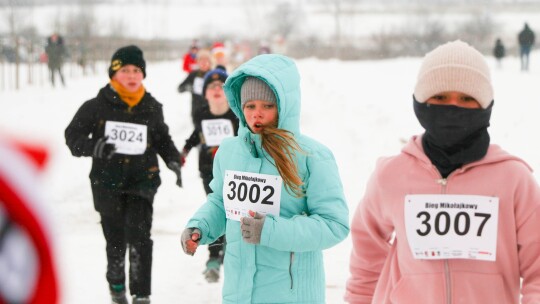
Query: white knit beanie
240,77,276,107
414,40,493,109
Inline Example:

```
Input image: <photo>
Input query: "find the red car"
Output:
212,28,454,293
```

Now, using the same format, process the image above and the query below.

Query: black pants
49,66,65,86
201,172,225,261
100,193,153,297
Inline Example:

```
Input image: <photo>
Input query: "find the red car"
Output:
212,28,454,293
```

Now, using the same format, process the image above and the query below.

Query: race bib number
104,121,147,155
404,194,499,261
193,77,204,95
223,170,282,221
201,119,234,147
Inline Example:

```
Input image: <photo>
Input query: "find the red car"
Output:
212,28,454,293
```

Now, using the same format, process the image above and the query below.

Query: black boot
132,296,151,304
110,284,128,304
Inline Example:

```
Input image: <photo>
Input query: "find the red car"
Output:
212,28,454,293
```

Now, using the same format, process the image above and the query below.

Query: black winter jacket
65,84,181,205
183,105,239,176
519,26,535,48
178,69,208,118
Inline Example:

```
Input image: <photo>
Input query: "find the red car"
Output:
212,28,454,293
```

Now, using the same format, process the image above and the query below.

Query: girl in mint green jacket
181,54,349,303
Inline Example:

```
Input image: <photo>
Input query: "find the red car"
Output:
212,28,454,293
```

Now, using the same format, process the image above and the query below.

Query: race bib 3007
404,194,499,261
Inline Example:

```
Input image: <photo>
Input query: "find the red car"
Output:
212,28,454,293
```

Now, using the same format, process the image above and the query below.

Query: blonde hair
260,126,304,197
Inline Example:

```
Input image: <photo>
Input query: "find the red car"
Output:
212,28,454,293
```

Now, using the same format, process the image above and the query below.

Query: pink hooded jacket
345,135,540,304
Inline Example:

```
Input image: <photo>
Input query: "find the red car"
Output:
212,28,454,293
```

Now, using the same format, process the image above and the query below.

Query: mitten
167,161,182,187
181,227,201,256
178,83,192,93
180,148,189,166
240,210,266,245
93,137,116,160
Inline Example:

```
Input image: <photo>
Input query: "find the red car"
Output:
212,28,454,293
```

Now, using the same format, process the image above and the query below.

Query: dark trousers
520,46,531,71
99,193,153,297
49,66,65,86
201,172,225,261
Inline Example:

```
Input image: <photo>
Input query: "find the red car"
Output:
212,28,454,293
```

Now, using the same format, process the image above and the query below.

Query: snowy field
1,52,540,303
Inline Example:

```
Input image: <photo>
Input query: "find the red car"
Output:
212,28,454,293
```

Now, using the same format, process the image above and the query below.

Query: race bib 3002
223,170,282,221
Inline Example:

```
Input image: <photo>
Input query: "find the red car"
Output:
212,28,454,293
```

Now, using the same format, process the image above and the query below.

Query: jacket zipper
289,252,295,289
436,176,451,304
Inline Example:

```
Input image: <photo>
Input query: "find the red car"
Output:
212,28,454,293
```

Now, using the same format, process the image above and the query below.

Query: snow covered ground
1,51,540,303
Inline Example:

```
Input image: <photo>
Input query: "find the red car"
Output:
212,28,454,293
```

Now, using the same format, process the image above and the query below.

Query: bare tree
64,0,96,75
457,11,499,53
268,2,303,40
330,0,342,58
4,0,31,90
242,0,268,39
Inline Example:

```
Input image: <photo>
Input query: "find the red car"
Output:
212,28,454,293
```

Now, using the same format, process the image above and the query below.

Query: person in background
257,41,272,55
182,41,199,73
180,54,349,303
178,49,213,124
345,40,540,304
181,67,239,283
64,45,183,304
211,42,228,71
0,136,59,304
493,38,505,69
518,22,535,71
45,33,67,87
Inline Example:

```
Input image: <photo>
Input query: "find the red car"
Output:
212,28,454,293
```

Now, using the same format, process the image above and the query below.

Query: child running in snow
178,49,213,124
181,67,239,282
65,45,183,304
180,54,349,303
345,40,540,304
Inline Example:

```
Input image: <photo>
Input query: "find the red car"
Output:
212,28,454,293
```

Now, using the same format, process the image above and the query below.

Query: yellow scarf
110,79,145,108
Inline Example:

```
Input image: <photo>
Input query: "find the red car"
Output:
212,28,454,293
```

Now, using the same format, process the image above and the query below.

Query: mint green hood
224,54,301,135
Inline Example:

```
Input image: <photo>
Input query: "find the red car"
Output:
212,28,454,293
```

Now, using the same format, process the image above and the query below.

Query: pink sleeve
515,170,540,303
345,169,394,303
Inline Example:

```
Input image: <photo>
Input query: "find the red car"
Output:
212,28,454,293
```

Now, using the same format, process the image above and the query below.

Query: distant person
211,42,228,71
0,136,59,304
181,67,239,283
518,22,535,71
45,33,67,87
65,45,183,304
345,40,540,304
493,38,505,68
178,49,213,124
182,42,199,73
257,41,272,55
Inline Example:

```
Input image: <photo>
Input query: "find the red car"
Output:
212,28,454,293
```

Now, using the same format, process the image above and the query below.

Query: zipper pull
436,178,447,186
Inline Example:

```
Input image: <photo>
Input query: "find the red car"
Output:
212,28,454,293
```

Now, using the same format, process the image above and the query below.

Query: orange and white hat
211,42,226,58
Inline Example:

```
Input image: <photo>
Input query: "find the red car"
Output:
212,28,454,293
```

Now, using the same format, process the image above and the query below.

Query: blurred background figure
178,49,213,124
45,33,68,87
257,40,272,55
211,41,228,71
493,38,505,69
182,40,199,73
0,136,59,304
518,22,535,71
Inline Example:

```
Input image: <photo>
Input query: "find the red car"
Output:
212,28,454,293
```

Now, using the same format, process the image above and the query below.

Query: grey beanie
240,77,276,107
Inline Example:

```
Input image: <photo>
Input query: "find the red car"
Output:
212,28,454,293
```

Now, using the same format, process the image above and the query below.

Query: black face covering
413,98,493,178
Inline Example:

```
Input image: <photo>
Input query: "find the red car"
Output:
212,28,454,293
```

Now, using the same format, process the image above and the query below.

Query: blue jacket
186,54,349,303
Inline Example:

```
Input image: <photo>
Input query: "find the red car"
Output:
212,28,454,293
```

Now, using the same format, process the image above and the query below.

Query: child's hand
240,211,266,244
181,228,201,255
